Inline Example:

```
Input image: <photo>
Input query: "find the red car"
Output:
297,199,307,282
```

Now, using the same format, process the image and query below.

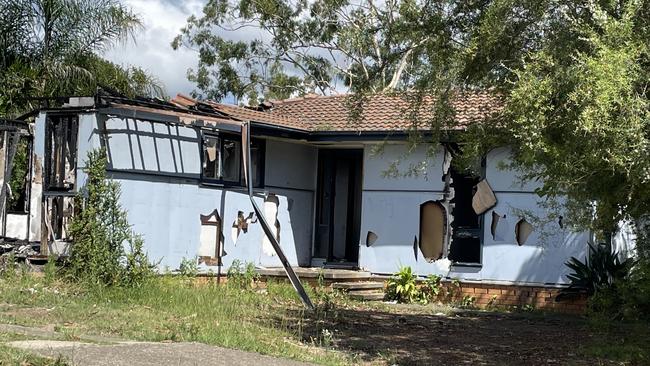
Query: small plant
314,268,334,306
459,295,476,309
0,252,17,280
521,304,535,312
321,328,333,348
43,255,59,284
486,294,498,308
386,266,421,303
179,257,199,277
423,274,442,296
445,278,461,302
227,260,258,289
417,274,442,304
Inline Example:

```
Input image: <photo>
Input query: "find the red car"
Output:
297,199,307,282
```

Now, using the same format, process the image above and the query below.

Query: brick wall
444,282,587,314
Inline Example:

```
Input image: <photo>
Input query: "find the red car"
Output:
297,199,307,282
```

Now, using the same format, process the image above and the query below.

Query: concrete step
257,267,372,281
347,290,385,301
332,281,384,291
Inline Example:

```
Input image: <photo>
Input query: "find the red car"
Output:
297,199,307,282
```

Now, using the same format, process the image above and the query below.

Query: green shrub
558,241,650,320
557,242,631,299
386,266,420,303
592,258,650,321
459,295,476,309
179,257,199,277
0,252,16,280
43,255,59,284
227,260,259,289
418,274,442,304
67,149,154,287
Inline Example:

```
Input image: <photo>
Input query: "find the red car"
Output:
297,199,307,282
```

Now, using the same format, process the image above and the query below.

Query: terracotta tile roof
170,91,502,133
267,91,502,132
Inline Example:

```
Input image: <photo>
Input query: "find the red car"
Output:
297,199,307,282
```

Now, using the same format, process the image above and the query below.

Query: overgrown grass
2,271,648,365
0,273,357,365
580,320,650,364
0,332,68,366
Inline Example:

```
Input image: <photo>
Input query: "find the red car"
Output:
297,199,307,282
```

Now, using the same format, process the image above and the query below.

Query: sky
103,0,206,98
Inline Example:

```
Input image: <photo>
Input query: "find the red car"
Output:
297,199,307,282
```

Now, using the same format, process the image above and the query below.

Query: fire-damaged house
2,91,628,308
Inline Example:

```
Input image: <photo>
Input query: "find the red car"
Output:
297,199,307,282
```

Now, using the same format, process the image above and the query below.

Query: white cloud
103,0,206,97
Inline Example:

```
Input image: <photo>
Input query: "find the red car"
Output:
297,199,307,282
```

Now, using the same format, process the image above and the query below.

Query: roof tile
170,92,502,133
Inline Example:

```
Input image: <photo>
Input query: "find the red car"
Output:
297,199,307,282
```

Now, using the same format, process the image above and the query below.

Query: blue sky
104,0,206,97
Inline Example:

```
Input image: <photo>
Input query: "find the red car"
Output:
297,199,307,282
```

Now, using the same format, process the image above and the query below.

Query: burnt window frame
5,135,33,214
200,131,265,188
44,114,79,191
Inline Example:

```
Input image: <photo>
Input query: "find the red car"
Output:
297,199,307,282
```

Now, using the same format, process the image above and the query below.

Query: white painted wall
359,143,590,285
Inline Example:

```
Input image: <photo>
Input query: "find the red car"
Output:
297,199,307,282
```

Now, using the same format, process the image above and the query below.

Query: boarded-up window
419,201,446,262
45,115,78,191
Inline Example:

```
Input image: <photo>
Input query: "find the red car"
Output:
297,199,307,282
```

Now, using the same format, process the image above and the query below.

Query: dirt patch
288,307,620,366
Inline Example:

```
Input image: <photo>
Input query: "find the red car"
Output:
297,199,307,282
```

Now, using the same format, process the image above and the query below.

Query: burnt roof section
170,94,308,131
169,92,502,133
87,91,503,136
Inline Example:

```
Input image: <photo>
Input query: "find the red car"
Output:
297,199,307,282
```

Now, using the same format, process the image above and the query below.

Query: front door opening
314,149,363,267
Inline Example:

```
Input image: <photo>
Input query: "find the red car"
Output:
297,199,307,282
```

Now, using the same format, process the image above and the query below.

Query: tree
0,0,165,117
175,0,650,240
171,0,474,102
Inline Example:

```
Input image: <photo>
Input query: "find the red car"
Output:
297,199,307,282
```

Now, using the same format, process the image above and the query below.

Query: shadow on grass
271,305,640,366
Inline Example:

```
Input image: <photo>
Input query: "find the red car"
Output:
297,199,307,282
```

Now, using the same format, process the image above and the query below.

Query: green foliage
557,242,650,320
459,1,650,235
178,257,199,277
486,294,498,309
226,259,259,289
43,255,59,285
67,148,154,287
74,54,166,98
176,0,650,241
386,266,420,303
418,274,442,304
445,278,461,303
0,0,163,117
558,242,631,299
459,295,476,309
588,258,650,321
173,0,468,101
0,252,16,280
7,137,30,212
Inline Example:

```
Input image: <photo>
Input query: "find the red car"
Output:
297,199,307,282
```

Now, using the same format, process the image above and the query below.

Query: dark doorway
448,167,482,264
314,149,363,266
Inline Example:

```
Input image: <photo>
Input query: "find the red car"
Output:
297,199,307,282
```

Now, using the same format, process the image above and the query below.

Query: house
1,91,607,307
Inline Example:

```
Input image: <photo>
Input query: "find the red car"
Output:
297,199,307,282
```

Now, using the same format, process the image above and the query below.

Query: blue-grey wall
358,143,590,285
32,109,591,285
75,113,316,271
